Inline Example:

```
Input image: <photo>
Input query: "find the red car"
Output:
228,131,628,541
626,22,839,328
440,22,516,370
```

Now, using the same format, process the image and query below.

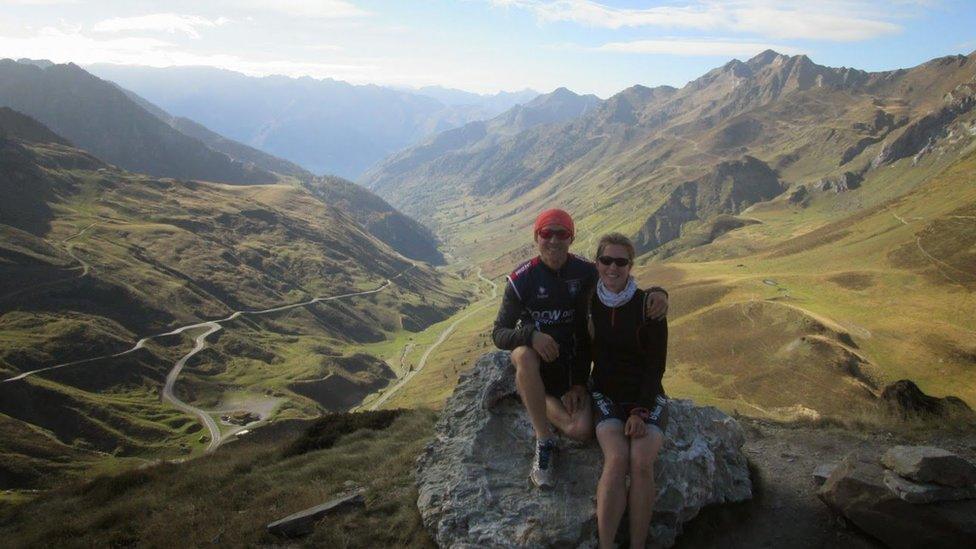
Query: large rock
819,452,976,548
881,445,976,487
883,470,976,504
416,351,752,548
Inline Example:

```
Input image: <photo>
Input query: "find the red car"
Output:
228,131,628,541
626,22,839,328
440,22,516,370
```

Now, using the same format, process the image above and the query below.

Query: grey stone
819,452,976,548
881,445,976,487
883,470,976,504
416,351,752,548
812,463,837,486
267,490,365,538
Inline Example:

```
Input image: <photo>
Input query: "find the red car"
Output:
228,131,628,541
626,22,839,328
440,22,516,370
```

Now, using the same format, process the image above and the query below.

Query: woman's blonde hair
594,232,636,261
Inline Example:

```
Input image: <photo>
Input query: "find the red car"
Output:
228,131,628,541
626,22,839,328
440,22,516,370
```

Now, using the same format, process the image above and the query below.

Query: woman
588,232,669,549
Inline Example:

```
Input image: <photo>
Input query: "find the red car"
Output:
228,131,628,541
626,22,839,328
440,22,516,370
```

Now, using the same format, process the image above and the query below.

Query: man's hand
531,330,559,362
645,290,669,320
624,415,647,438
561,385,587,416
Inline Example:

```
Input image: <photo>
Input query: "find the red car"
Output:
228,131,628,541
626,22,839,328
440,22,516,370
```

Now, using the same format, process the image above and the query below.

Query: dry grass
0,410,437,548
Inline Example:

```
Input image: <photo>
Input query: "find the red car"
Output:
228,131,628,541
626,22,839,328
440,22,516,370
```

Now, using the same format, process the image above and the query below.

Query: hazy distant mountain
413,86,538,110
0,59,276,184
362,87,602,205
87,64,537,179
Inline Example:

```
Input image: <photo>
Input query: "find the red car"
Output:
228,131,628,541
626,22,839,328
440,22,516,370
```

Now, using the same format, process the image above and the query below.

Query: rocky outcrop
812,171,862,193
880,379,975,418
416,351,751,548
819,449,976,548
633,156,783,254
872,81,976,168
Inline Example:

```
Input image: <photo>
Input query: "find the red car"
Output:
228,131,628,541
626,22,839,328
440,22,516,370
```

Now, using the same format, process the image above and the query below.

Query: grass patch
283,409,403,457
0,410,437,548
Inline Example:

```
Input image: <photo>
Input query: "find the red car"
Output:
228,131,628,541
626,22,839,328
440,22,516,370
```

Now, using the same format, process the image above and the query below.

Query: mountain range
365,50,976,257
0,59,444,264
86,64,539,179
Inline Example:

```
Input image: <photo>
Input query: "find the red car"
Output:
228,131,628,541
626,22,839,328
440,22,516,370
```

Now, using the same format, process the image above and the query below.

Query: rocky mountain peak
747,49,789,68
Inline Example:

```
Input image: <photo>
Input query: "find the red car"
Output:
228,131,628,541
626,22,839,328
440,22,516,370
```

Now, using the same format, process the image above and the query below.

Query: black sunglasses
597,256,631,267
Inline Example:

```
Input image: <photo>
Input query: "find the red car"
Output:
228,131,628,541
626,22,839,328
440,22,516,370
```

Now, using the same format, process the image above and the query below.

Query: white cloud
235,0,370,19
0,25,370,79
92,13,230,39
493,0,904,42
595,39,803,57
0,0,79,4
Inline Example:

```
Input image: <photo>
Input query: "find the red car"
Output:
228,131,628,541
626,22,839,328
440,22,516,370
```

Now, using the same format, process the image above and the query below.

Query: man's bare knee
511,346,540,372
563,415,593,441
565,424,592,442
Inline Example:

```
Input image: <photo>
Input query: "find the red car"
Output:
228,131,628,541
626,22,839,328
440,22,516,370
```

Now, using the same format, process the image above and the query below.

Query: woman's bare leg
628,427,664,548
596,421,629,549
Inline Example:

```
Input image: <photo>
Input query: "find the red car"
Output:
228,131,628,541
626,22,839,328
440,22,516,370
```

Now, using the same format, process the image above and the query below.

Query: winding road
366,267,498,410
4,269,413,453
0,222,96,303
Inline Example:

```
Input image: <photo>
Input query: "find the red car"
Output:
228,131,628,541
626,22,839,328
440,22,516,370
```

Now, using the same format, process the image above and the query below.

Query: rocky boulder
882,446,976,487
416,351,752,548
819,452,976,548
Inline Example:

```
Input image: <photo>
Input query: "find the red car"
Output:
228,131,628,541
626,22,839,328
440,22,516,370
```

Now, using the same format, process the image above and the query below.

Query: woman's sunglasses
537,228,571,240
597,256,631,267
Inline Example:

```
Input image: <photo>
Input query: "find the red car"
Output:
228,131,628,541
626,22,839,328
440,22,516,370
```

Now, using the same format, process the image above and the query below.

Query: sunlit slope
649,146,976,419
383,148,974,423
0,133,469,487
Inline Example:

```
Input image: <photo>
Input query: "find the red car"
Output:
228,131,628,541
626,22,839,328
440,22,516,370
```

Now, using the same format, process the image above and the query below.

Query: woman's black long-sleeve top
589,288,668,408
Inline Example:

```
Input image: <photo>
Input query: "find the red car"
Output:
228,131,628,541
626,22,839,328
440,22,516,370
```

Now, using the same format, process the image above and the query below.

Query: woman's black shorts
592,391,669,434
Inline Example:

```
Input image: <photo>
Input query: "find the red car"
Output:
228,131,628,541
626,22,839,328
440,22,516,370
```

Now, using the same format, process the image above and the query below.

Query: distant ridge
0,59,276,184
87,64,539,179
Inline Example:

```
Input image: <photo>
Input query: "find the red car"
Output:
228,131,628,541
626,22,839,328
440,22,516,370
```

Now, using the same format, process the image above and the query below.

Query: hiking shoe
530,438,557,488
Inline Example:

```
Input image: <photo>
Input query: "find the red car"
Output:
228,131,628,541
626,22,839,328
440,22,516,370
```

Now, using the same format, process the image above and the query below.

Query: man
492,208,668,488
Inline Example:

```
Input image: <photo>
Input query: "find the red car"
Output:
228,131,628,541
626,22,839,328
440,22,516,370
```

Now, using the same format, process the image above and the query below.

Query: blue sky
0,0,973,97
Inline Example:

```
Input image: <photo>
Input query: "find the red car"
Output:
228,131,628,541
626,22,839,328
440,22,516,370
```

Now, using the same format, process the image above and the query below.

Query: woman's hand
624,414,647,438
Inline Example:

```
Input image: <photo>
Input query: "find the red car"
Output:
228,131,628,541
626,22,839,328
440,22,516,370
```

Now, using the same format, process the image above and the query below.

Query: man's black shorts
540,353,574,397
592,391,669,434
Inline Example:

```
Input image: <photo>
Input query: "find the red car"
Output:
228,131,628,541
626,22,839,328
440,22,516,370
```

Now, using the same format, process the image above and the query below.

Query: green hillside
0,126,470,488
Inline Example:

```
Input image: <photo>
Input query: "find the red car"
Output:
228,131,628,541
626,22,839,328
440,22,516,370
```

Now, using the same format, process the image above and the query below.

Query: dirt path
0,222,96,302
366,268,497,410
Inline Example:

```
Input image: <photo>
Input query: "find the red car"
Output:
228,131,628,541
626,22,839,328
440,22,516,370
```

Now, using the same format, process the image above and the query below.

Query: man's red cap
534,208,574,238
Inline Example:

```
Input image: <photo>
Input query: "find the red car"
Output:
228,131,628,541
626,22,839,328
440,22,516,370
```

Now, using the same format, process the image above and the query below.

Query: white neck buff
597,276,637,308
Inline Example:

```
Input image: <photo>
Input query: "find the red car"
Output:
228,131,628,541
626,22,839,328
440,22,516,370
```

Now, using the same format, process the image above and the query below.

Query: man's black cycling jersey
492,254,596,391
